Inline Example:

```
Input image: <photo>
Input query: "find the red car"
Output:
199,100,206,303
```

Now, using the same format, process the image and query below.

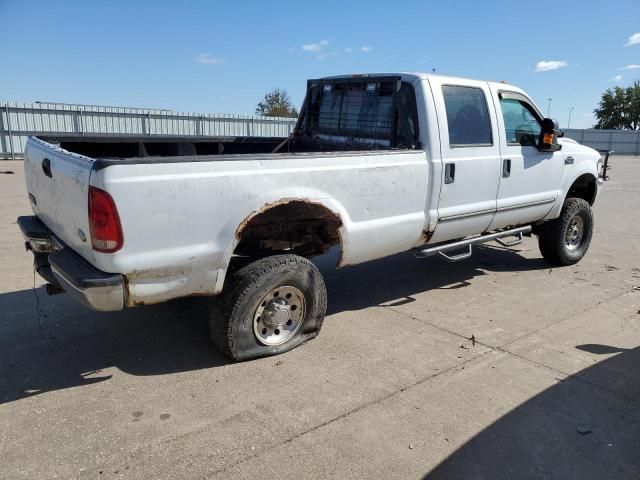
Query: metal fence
563,129,640,156
2,102,638,160
0,101,297,160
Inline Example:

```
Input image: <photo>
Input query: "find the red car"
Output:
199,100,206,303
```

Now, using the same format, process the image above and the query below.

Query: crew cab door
488,89,563,230
429,78,502,243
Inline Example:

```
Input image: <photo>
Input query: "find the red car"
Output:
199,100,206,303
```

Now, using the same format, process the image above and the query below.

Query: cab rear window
297,78,419,150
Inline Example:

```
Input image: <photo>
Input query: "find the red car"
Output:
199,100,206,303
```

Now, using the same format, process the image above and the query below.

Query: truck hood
558,136,600,159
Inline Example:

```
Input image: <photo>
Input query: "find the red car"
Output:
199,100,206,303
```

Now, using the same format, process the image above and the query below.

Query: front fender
543,143,600,221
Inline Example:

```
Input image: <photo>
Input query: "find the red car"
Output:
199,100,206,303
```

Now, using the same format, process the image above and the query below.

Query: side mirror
538,118,562,152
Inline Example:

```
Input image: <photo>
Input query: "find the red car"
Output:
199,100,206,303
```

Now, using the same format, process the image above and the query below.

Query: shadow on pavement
424,344,640,480
320,244,549,314
0,291,226,404
0,244,549,404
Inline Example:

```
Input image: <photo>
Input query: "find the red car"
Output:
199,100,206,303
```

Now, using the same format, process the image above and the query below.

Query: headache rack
292,75,419,152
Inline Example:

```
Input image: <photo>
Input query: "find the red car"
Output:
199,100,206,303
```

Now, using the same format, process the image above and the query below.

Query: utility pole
547,98,552,117
568,107,575,128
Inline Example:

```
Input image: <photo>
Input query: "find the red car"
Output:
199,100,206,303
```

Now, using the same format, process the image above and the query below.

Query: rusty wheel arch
234,198,344,264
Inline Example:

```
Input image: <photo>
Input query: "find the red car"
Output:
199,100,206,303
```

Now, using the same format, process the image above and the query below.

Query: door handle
502,159,511,178
444,163,455,184
42,158,52,178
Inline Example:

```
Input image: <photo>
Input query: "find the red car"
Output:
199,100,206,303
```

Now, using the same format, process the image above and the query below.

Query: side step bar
415,226,532,261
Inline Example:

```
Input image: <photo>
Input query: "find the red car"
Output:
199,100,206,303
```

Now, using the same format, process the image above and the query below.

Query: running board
415,226,532,261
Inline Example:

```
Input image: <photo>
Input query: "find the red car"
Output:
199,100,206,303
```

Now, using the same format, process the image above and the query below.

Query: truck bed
37,135,286,159
37,132,401,166
35,135,406,170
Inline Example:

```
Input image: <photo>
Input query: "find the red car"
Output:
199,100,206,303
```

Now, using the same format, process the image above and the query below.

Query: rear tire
209,254,327,361
537,198,593,266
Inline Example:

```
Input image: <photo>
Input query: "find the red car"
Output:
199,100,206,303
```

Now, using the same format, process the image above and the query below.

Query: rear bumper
17,216,125,311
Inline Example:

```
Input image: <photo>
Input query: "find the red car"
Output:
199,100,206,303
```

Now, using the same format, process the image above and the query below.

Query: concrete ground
1,157,639,479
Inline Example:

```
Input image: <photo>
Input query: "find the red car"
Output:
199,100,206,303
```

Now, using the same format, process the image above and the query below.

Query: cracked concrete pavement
1,157,639,479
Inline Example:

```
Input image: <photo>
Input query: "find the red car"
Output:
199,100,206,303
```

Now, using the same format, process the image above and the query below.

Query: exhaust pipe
45,283,65,295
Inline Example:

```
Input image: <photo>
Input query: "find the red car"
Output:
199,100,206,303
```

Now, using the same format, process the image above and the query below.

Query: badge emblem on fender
77,229,87,242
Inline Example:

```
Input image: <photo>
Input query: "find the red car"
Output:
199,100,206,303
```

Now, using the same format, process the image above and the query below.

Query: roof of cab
317,72,520,91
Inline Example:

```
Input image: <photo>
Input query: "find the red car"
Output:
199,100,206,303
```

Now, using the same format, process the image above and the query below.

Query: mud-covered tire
209,254,327,361
537,198,594,266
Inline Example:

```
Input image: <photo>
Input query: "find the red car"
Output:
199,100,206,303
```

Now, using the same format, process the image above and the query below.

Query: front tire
537,198,594,266
209,254,327,361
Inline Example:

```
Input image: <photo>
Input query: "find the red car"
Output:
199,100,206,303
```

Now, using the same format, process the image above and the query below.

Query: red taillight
88,186,123,253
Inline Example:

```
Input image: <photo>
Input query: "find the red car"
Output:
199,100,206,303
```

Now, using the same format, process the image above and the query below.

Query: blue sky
1,0,639,128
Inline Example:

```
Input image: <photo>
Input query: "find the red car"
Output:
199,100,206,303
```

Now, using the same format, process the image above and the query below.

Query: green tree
594,81,640,129
255,88,299,118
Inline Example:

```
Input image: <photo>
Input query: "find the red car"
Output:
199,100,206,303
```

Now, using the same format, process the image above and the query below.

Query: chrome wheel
565,215,585,251
253,286,305,346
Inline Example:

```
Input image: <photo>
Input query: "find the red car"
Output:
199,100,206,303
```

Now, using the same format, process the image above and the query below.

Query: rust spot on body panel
420,229,433,245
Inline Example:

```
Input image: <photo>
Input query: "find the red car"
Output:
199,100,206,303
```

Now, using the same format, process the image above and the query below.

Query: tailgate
24,137,95,261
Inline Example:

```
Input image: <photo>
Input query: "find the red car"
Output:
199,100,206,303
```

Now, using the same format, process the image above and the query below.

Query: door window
442,85,493,147
499,98,541,146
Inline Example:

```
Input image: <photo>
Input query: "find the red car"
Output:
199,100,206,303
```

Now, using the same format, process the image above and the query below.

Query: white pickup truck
19,72,606,360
